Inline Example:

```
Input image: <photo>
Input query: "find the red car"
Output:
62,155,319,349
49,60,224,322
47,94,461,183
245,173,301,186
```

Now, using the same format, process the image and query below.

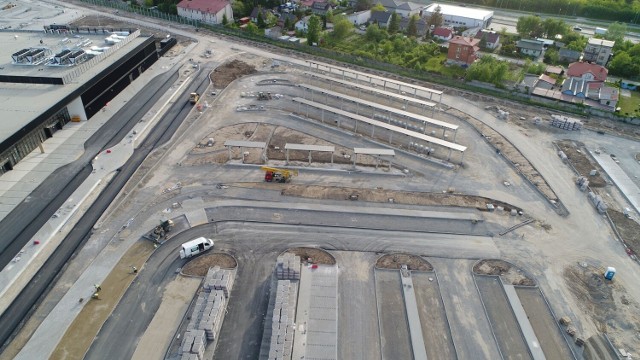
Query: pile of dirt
608,209,640,256
285,247,336,265
280,185,521,213
555,140,606,187
211,60,256,88
473,259,535,286
181,253,237,276
564,263,640,356
375,253,433,271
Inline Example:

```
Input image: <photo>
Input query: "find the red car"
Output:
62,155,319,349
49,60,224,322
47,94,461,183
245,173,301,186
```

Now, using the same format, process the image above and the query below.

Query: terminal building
424,3,493,29
0,25,174,174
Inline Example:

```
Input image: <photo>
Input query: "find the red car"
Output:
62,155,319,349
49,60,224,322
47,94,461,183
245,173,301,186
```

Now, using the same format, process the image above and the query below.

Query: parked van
180,237,214,259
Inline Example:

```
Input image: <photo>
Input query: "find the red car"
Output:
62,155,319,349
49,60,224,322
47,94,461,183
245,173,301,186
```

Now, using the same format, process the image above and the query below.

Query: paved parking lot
375,269,412,360
475,276,532,359
412,272,457,359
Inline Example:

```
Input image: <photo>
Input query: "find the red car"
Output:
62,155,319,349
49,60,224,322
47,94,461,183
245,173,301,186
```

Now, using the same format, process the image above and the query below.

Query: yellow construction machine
260,166,298,183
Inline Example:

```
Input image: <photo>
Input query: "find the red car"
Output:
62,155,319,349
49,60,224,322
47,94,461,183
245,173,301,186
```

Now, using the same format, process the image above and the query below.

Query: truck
261,166,298,183
595,27,607,35
179,237,214,259
189,92,200,104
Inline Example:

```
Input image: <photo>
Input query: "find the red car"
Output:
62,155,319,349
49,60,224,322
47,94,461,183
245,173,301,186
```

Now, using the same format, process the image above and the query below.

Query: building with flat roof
0,26,166,174
583,37,614,66
425,3,493,29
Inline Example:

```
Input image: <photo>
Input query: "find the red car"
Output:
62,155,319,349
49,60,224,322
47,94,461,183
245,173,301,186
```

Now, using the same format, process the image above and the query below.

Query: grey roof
559,47,581,60
516,39,544,51
396,2,423,10
370,11,392,24
376,0,399,9
562,78,589,96
399,17,427,34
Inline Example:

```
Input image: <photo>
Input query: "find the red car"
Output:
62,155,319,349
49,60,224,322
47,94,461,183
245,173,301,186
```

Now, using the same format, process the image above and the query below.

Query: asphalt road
0,63,214,351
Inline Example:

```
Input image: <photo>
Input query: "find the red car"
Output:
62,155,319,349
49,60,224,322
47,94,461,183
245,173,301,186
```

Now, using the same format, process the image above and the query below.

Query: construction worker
131,266,138,274
94,284,102,292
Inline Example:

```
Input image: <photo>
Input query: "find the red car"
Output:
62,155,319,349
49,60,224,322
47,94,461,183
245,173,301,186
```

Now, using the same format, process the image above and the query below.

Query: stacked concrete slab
551,115,582,130
276,253,301,280
268,280,298,360
203,266,235,298
588,191,608,213
179,267,235,359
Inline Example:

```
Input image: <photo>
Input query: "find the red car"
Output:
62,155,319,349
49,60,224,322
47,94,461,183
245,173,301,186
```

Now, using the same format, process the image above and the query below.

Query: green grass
617,89,640,117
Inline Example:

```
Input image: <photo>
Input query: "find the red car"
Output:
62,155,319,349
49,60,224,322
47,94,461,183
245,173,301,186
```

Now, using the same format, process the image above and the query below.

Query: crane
260,166,298,183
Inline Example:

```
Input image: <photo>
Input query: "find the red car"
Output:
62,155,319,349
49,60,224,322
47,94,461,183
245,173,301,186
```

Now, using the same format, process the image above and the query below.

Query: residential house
177,0,233,25
537,74,556,90
545,65,563,76
399,17,427,36
311,1,334,15
558,48,581,63
265,26,282,39
432,27,453,42
596,86,619,108
369,11,392,28
518,74,539,93
299,0,316,9
447,36,480,66
583,38,614,66
475,29,500,49
249,7,269,23
277,13,298,30
561,61,617,109
566,61,608,82
295,16,311,32
516,39,544,57
347,10,371,25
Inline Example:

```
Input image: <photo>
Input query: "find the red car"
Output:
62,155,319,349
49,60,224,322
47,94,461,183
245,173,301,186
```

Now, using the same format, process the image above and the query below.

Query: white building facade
425,3,493,29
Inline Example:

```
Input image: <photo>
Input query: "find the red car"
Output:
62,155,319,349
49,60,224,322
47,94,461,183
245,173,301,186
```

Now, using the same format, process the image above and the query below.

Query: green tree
222,13,229,26
541,18,568,38
388,12,399,34
326,9,334,23
371,3,386,12
605,22,627,44
543,47,559,64
332,15,353,40
284,16,292,31
608,52,637,77
407,15,418,37
365,23,387,42
426,5,443,29
144,0,153,7
516,15,542,38
231,0,246,18
257,9,266,28
307,15,321,45
466,56,510,86
245,22,262,35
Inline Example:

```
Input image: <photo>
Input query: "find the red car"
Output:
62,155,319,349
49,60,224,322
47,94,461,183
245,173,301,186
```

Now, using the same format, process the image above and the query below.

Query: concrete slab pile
276,253,301,280
268,280,298,360
179,267,236,359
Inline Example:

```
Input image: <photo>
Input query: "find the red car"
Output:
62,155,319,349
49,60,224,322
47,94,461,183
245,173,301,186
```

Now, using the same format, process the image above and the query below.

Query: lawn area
617,89,640,117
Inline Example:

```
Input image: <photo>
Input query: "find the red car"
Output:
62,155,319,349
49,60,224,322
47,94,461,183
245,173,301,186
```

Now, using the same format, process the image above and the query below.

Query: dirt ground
564,263,640,354
181,253,238,277
554,140,607,187
184,123,379,167
210,60,256,88
473,259,536,286
285,247,336,265
50,240,155,360
280,184,521,213
375,253,433,271
447,108,559,203
608,209,640,256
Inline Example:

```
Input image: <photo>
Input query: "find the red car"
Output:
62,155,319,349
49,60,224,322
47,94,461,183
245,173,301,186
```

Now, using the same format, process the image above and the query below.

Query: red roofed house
447,36,480,66
177,0,233,25
432,27,453,42
566,61,608,82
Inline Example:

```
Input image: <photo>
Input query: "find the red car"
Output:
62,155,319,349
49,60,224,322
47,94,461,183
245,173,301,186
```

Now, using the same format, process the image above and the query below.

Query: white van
180,237,214,259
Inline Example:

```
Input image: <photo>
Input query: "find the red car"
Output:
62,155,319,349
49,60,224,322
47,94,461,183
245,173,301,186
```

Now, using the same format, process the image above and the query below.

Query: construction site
1,2,640,360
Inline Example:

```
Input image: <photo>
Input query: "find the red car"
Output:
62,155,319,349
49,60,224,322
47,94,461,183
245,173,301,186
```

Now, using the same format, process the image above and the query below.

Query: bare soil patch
51,240,155,360
280,184,521,213
285,247,336,265
181,253,238,277
448,108,558,203
375,253,433,271
555,140,606,187
608,209,640,256
473,259,535,286
563,263,640,354
211,60,256,88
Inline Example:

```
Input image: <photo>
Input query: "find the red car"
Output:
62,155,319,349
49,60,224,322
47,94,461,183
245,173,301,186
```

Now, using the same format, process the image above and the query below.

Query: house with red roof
447,36,480,66
560,62,618,109
566,62,608,82
475,29,500,49
177,0,233,25
432,27,453,42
